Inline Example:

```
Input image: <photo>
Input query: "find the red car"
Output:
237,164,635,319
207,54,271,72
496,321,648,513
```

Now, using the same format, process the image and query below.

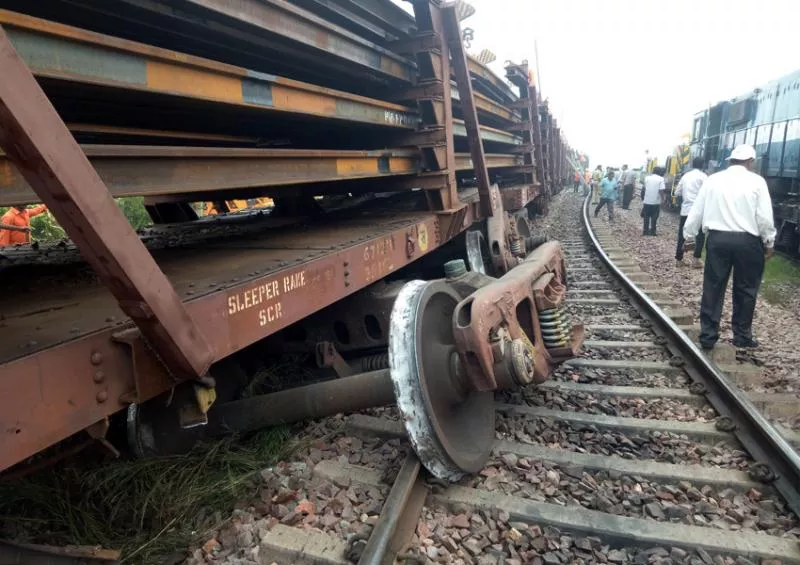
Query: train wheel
389,280,494,482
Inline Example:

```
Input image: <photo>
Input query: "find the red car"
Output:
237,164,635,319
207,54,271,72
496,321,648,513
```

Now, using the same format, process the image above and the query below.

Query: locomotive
689,69,800,252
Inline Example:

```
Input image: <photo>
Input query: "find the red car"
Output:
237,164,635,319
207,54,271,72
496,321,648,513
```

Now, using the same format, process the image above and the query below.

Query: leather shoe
733,337,759,349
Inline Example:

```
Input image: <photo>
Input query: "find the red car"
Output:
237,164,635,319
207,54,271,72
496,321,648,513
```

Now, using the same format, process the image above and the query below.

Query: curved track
186,192,800,565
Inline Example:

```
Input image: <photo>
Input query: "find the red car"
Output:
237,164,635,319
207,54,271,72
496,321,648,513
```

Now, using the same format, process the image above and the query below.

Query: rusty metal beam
442,3,491,217
0,26,214,381
0,146,521,205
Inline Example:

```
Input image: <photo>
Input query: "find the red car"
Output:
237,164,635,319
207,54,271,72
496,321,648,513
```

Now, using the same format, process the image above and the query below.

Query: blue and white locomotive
689,69,800,252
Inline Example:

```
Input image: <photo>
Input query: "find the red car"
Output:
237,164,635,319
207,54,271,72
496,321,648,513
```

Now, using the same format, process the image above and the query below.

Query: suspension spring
539,304,571,349
360,353,390,372
509,237,524,256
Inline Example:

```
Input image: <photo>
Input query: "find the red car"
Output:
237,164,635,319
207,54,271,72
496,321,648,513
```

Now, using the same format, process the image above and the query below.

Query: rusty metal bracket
315,342,355,378
0,27,214,381
112,328,177,405
452,241,583,392
389,32,443,54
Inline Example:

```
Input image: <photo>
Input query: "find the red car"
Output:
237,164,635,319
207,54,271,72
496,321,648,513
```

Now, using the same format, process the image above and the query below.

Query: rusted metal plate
0,146,520,205
0,213,443,471
0,10,419,129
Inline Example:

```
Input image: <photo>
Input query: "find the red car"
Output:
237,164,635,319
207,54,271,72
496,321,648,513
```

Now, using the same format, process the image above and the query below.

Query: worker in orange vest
0,204,48,247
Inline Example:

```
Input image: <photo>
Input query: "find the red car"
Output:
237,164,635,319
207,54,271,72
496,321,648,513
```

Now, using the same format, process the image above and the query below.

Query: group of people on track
576,144,775,352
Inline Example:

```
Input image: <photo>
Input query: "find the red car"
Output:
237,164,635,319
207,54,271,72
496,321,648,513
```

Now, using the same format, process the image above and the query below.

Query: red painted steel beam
0,26,214,380
441,2,492,218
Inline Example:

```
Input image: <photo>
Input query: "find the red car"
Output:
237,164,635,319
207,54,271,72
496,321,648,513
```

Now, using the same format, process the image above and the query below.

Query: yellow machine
202,198,274,216
663,134,691,209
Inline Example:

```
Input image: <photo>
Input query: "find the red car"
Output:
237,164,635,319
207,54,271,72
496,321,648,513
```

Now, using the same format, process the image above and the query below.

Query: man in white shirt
641,167,665,236
683,144,776,350
675,157,708,268
619,165,637,209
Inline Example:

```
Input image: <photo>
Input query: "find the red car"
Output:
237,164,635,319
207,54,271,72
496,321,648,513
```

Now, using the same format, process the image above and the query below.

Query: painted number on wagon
363,237,396,283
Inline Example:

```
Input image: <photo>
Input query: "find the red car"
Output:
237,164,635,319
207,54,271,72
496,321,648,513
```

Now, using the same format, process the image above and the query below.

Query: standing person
641,167,665,235
594,170,619,222
583,169,592,196
675,157,708,268
591,165,604,204
683,145,775,350
619,165,636,209
573,170,582,193
0,204,48,247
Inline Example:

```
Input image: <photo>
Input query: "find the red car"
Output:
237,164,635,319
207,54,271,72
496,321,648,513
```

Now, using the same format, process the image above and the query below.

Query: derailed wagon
0,0,582,481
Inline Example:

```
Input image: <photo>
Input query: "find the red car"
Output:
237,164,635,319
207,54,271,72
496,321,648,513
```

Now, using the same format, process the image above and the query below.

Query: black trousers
699,231,765,347
675,215,706,260
574,180,580,192
622,184,634,209
642,204,659,235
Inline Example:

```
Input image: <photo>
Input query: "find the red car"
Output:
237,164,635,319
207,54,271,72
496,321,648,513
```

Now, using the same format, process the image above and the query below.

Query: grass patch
761,255,800,306
0,428,291,564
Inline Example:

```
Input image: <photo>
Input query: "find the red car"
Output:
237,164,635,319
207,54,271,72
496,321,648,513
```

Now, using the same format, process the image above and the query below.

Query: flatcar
0,0,582,481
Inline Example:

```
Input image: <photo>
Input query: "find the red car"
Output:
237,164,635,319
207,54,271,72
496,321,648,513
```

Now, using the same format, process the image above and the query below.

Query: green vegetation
0,428,291,564
1,197,152,244
760,254,800,306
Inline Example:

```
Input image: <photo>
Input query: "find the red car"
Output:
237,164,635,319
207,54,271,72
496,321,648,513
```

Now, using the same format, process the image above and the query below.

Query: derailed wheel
389,280,494,481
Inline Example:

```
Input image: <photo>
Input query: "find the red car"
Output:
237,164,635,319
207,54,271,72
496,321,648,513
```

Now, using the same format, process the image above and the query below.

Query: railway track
198,192,800,565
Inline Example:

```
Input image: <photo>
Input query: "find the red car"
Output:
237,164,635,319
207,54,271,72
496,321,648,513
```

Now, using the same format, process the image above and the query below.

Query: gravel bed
552,365,692,389
463,456,798,539
497,413,751,470
503,387,716,423
587,328,657,342
186,420,407,565
594,196,800,400
410,504,780,565
583,345,672,363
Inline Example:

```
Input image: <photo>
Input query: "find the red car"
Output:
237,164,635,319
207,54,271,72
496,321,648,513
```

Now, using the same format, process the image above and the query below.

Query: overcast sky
400,0,799,168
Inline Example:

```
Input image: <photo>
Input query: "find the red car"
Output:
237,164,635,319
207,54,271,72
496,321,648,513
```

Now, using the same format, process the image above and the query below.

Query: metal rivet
94,371,105,383
345,281,351,287
90,352,103,365
344,270,350,277
96,391,108,403
344,261,350,268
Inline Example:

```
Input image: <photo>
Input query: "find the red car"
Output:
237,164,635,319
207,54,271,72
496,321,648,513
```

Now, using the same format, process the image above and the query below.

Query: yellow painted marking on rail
146,61,242,103
335,158,379,176
271,85,335,116
389,157,417,173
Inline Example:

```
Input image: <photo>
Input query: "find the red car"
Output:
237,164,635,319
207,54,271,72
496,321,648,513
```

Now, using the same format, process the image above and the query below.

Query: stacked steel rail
0,0,576,474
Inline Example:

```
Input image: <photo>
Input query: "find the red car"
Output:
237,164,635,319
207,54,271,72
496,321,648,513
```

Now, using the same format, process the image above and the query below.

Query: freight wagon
0,0,582,481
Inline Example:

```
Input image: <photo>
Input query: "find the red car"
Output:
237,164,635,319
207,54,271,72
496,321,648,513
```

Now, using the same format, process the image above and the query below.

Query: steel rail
0,147,522,205
582,194,800,517
0,10,419,129
357,453,426,565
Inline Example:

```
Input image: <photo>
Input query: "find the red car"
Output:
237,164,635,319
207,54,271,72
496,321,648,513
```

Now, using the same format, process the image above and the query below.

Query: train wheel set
0,0,582,483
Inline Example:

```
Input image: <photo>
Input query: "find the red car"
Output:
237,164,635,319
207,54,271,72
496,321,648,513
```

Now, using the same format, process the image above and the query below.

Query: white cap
728,144,756,161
